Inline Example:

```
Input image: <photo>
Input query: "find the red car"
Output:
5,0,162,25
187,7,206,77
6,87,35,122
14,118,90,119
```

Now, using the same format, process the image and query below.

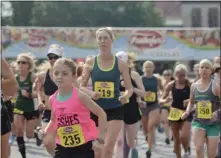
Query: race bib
57,124,85,147
197,101,212,119
13,108,24,114
120,91,129,104
94,82,114,98
144,92,156,102
164,103,170,107
168,107,184,121
11,98,17,104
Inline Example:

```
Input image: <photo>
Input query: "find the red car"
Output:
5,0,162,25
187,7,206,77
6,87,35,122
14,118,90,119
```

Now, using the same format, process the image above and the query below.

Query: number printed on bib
94,82,114,98
164,103,170,107
197,101,212,119
144,92,156,102
13,108,24,114
57,124,85,147
168,107,184,121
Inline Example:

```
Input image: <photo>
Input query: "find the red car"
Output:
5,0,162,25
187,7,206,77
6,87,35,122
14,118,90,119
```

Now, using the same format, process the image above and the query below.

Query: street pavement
10,130,197,158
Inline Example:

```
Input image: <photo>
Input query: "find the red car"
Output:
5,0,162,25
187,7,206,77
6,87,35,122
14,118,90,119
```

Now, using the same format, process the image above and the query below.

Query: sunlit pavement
10,129,197,158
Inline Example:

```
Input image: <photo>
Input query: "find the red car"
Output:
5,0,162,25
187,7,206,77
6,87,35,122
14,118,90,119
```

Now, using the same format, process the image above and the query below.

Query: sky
2,2,13,17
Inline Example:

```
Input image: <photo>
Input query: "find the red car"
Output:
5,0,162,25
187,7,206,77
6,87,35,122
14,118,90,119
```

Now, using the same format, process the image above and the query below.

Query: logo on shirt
101,82,109,88
64,126,73,133
57,107,66,113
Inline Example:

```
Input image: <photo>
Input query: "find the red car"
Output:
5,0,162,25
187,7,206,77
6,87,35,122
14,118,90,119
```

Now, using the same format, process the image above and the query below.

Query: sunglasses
17,61,28,65
214,67,221,73
48,55,60,60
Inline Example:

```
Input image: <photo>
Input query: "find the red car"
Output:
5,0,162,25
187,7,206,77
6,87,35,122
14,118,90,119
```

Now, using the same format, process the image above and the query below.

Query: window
191,8,202,27
208,8,219,27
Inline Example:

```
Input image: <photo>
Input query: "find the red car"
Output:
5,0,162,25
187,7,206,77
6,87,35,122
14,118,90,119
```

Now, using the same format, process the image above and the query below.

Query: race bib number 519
94,82,114,98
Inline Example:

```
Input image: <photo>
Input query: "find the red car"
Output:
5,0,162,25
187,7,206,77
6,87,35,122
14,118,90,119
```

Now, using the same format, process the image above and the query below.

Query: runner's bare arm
31,74,37,98
119,59,133,99
1,59,19,96
78,89,107,140
159,81,174,104
131,71,145,98
213,82,220,99
44,100,56,135
157,76,164,92
186,83,195,112
79,58,94,97
35,72,45,103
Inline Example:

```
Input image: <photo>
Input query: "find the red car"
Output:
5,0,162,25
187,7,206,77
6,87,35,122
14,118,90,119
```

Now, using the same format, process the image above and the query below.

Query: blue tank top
141,76,158,105
91,56,121,109
193,79,219,125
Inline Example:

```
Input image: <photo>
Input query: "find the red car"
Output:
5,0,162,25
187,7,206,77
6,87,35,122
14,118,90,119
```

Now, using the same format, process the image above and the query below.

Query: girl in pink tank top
41,58,107,158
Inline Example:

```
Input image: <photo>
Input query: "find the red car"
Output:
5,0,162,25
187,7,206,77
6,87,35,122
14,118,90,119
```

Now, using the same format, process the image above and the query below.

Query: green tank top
91,56,121,109
141,76,158,105
193,79,219,125
16,72,35,112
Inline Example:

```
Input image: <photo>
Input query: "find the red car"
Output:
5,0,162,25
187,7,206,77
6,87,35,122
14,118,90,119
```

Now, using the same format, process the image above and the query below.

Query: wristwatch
96,138,105,144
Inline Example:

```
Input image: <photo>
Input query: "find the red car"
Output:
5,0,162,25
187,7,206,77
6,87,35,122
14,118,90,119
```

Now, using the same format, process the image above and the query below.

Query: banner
2,27,220,60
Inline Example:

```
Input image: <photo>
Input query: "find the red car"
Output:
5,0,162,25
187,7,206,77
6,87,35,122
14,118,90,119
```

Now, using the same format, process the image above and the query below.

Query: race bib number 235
57,124,85,147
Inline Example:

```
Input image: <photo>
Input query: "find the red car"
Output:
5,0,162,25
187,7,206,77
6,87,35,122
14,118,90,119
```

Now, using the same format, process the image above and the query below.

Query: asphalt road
10,129,197,158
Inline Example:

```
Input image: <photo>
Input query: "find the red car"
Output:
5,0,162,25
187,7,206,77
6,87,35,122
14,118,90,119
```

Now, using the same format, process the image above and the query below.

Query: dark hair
77,64,83,77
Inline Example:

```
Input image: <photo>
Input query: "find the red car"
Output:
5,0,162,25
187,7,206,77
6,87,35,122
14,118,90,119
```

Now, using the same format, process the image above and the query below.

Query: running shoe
146,149,151,158
131,148,138,158
34,127,43,146
9,135,16,145
165,137,170,145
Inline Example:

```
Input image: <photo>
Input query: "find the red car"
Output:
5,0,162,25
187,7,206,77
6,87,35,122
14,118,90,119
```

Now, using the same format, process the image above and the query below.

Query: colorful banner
2,27,220,60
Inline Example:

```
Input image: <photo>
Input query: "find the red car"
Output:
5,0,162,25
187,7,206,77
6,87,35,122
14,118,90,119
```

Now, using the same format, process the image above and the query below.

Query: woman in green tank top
182,59,220,158
80,27,133,158
14,53,38,158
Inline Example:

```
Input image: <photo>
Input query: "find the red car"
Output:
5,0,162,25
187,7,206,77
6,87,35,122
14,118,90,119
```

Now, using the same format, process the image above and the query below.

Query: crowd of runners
1,27,220,158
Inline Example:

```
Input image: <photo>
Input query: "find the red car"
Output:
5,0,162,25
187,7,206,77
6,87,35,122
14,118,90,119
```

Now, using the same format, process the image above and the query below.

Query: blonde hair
54,58,77,75
143,60,154,69
16,53,36,72
127,52,137,68
96,27,115,40
199,59,213,69
36,61,51,73
85,55,94,62
174,64,188,77
9,60,18,73
194,63,199,68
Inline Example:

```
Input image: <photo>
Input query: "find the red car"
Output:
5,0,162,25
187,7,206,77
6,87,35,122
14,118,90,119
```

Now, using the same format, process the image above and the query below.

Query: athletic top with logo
168,80,190,121
193,79,220,125
15,72,34,112
171,81,190,110
44,70,58,96
120,69,138,107
91,56,121,109
141,76,158,105
50,88,98,148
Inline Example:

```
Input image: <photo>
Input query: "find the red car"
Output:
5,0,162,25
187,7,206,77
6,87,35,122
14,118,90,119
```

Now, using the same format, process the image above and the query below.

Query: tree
10,1,34,26
5,1,164,27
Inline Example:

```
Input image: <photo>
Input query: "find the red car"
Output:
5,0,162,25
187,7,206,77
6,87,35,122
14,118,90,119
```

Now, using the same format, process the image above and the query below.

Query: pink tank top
49,88,98,147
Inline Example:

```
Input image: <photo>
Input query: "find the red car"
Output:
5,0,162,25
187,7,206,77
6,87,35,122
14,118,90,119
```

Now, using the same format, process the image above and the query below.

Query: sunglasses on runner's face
17,61,28,65
48,55,60,60
215,67,221,73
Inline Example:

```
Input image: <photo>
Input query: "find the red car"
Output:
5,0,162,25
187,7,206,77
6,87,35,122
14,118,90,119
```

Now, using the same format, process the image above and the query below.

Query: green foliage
2,1,163,27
